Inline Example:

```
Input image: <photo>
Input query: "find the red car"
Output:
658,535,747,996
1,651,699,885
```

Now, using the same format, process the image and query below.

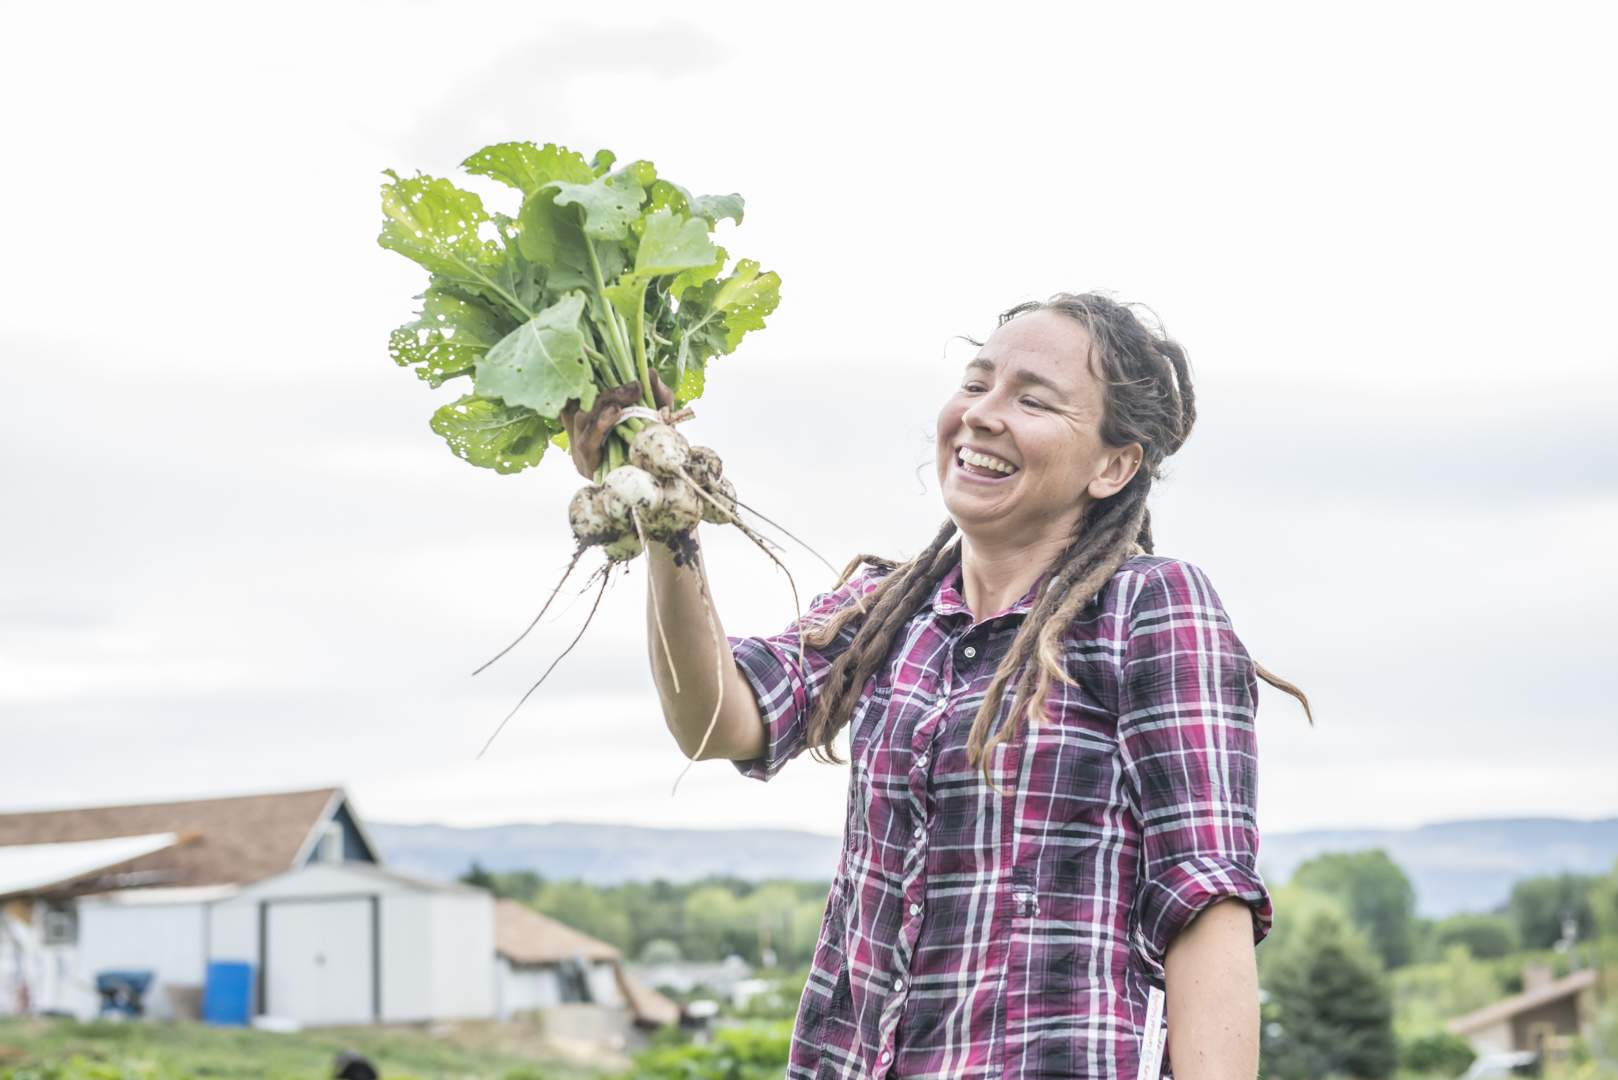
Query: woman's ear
1088,443,1144,500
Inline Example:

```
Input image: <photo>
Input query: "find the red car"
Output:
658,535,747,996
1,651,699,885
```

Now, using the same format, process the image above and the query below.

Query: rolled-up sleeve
728,568,886,781
1117,559,1273,976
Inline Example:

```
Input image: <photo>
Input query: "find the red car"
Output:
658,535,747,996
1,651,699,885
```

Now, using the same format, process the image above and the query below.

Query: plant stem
585,240,633,380
633,282,655,405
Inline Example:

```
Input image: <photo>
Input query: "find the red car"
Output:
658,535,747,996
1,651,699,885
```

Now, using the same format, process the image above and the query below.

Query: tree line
463,852,1618,1079
459,865,834,967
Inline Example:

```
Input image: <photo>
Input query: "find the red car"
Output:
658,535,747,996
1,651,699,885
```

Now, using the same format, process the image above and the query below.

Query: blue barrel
203,961,253,1025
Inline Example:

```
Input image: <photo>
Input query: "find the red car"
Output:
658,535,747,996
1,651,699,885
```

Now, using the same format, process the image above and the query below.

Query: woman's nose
961,394,1005,432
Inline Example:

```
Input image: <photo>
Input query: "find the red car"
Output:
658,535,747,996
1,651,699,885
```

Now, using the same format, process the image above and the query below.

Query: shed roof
615,968,682,1028
1447,969,1600,1035
493,900,682,1027
0,788,358,892
495,898,620,964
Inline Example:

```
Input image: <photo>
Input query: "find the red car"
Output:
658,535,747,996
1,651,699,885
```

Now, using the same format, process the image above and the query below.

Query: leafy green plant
1400,1030,1477,1076
380,140,778,480
613,1022,791,1080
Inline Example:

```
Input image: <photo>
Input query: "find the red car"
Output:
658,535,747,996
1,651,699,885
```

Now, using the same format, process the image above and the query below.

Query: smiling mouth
956,447,1019,479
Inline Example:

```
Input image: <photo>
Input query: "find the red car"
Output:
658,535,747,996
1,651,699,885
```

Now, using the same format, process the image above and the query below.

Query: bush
615,1022,791,1080
1401,1031,1477,1076
1432,914,1520,960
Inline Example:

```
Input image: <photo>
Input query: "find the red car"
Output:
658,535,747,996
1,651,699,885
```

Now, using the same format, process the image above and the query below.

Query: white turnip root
686,445,723,488
603,531,645,563
647,476,703,540
601,465,662,526
699,477,737,526
568,486,617,547
630,424,691,478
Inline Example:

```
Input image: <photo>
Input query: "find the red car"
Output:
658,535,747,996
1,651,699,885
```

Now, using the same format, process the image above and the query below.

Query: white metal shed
209,862,495,1026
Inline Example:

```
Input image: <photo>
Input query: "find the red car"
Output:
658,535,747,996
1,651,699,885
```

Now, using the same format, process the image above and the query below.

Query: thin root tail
476,564,613,760
633,509,681,696
471,545,588,676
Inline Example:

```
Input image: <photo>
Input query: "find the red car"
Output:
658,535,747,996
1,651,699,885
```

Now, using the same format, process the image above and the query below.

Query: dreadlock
801,292,1313,773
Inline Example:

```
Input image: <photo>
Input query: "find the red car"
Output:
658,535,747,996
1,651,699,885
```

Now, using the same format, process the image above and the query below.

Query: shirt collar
929,556,1049,623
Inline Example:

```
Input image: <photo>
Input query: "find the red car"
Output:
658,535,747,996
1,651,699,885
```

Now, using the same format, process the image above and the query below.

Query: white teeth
959,448,1017,475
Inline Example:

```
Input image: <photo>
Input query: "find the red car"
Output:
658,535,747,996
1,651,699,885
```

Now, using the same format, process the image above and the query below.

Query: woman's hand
559,373,675,480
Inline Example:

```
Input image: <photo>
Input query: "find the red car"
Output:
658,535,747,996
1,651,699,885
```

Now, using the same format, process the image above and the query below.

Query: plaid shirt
729,554,1272,1080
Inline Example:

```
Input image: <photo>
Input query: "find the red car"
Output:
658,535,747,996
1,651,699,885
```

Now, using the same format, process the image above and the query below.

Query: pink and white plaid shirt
729,553,1272,1080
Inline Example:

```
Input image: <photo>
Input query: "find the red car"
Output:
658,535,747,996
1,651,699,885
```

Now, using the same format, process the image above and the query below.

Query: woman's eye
1021,397,1047,410
962,382,985,393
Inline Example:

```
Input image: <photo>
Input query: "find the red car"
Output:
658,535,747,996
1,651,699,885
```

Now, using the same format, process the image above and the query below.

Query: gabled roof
0,788,367,892
240,861,485,898
1447,969,1600,1035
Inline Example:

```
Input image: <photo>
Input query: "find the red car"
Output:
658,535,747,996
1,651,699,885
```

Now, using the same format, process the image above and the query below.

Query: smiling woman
567,291,1313,1080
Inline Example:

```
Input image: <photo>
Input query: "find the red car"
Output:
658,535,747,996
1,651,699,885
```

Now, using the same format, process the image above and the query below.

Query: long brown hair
799,292,1312,775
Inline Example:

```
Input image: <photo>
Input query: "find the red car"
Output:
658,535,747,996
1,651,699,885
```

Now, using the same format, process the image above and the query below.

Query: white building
207,862,494,1025
493,897,678,1041
0,788,494,1026
0,787,683,1039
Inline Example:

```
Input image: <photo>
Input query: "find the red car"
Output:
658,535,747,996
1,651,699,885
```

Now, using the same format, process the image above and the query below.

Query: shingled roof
0,788,361,892
495,898,621,965
494,899,680,1027
1447,968,1600,1036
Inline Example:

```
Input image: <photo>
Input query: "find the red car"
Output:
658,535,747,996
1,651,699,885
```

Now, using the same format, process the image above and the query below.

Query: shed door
264,898,375,1025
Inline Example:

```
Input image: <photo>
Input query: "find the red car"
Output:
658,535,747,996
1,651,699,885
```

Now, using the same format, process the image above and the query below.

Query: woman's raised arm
645,540,766,761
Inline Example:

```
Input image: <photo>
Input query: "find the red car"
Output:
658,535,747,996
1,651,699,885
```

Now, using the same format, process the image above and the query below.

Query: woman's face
936,309,1142,550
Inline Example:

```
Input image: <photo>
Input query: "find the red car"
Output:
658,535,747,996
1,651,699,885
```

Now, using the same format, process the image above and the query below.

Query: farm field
0,1017,608,1080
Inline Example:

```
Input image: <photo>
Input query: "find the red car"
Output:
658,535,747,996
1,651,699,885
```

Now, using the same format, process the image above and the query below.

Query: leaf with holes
430,394,558,474
390,289,511,388
462,141,594,197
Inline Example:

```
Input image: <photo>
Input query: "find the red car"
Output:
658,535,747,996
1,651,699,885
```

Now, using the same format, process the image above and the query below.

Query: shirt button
893,977,905,991
963,645,977,658
880,1050,892,1064
909,903,921,916
916,755,929,769
912,826,923,839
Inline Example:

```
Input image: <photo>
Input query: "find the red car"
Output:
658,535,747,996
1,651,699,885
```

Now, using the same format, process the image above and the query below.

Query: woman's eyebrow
965,356,1072,400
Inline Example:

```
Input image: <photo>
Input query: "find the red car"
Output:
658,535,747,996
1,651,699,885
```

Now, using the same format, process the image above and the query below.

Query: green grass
0,1018,606,1080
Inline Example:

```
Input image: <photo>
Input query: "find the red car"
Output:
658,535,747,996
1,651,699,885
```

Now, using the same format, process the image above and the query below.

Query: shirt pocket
1009,671,1124,900
845,678,895,763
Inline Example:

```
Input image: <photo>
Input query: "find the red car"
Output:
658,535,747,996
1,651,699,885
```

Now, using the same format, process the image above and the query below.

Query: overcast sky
3,1,1615,839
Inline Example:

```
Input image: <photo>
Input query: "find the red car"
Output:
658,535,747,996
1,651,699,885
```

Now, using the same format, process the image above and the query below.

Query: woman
564,292,1311,1080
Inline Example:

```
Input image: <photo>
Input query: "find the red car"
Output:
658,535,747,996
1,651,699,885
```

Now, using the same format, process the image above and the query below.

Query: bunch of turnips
379,140,805,756
569,422,737,563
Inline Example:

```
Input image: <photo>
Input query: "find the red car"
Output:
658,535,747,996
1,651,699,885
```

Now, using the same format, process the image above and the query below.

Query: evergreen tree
1261,902,1398,1080
459,860,495,891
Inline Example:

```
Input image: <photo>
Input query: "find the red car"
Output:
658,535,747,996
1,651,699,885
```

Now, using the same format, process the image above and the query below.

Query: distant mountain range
1255,817,1618,916
368,816,1618,918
